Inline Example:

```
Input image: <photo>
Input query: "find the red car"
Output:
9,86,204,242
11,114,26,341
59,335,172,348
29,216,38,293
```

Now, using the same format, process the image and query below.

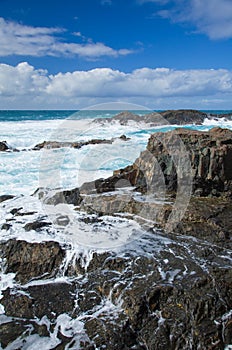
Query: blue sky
0,0,232,109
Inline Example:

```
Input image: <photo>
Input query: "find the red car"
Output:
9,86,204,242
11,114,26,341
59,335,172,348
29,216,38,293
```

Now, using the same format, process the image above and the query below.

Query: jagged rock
0,239,65,283
2,282,76,319
95,111,142,125
0,141,18,152
84,317,144,350
32,136,129,151
99,127,232,197
0,194,14,203
0,320,33,348
160,109,207,125
146,127,232,195
0,141,10,151
43,188,83,206
24,220,52,231
32,140,73,150
173,196,232,248
1,223,12,230
2,127,232,349
94,109,208,126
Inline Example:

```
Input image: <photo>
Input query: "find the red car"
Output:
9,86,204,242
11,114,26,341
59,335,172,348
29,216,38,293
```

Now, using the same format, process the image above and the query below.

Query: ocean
1,109,232,196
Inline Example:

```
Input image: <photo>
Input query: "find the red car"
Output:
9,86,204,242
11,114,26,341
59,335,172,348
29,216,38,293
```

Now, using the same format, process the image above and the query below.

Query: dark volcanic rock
0,320,33,348
145,127,232,196
2,127,232,349
173,196,232,248
32,135,129,151
32,140,73,150
0,141,10,151
95,111,142,125
94,109,207,126
43,187,83,205
0,239,65,283
24,220,52,231
102,127,232,197
0,141,18,152
0,194,14,203
160,109,207,125
2,282,76,319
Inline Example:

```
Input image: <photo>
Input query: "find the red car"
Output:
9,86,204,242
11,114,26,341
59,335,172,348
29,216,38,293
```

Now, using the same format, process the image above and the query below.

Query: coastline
1,110,232,349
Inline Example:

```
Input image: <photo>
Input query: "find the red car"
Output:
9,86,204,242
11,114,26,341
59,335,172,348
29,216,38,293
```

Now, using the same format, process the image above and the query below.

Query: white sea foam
0,118,152,196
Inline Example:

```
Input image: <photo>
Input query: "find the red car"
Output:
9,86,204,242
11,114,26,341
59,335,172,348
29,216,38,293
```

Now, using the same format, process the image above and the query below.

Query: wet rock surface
0,239,65,283
1,127,232,349
91,127,232,197
0,141,18,152
32,135,130,150
0,232,232,349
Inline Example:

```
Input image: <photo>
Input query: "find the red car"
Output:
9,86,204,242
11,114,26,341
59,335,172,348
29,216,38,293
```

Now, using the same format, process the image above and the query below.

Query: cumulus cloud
141,0,232,40
46,66,232,98
0,17,132,58
0,62,232,109
185,0,232,39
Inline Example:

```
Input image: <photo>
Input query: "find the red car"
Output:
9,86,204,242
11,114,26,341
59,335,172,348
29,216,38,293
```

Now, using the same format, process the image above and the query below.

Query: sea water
1,109,232,196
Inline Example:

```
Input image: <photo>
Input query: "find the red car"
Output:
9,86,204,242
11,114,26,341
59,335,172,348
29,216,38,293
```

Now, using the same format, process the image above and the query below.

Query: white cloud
186,0,232,39
1,62,232,109
0,17,133,58
142,0,232,40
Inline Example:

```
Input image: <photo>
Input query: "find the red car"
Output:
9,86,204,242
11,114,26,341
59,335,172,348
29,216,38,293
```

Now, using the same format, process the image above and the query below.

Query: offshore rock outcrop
0,141,18,152
32,135,130,151
94,109,208,126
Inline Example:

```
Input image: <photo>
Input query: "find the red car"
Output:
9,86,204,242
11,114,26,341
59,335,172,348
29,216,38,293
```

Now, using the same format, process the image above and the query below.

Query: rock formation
32,135,130,151
1,127,232,349
0,141,18,152
94,109,208,126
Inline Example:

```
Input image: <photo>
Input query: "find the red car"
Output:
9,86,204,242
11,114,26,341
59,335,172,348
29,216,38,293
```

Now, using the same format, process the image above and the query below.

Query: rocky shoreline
1,122,232,349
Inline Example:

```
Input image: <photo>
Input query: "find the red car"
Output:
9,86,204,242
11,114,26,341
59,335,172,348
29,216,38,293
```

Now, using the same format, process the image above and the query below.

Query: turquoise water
0,110,152,122
0,110,231,122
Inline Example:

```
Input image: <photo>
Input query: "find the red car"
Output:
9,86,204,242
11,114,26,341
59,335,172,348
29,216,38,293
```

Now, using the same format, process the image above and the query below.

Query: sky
0,0,232,109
